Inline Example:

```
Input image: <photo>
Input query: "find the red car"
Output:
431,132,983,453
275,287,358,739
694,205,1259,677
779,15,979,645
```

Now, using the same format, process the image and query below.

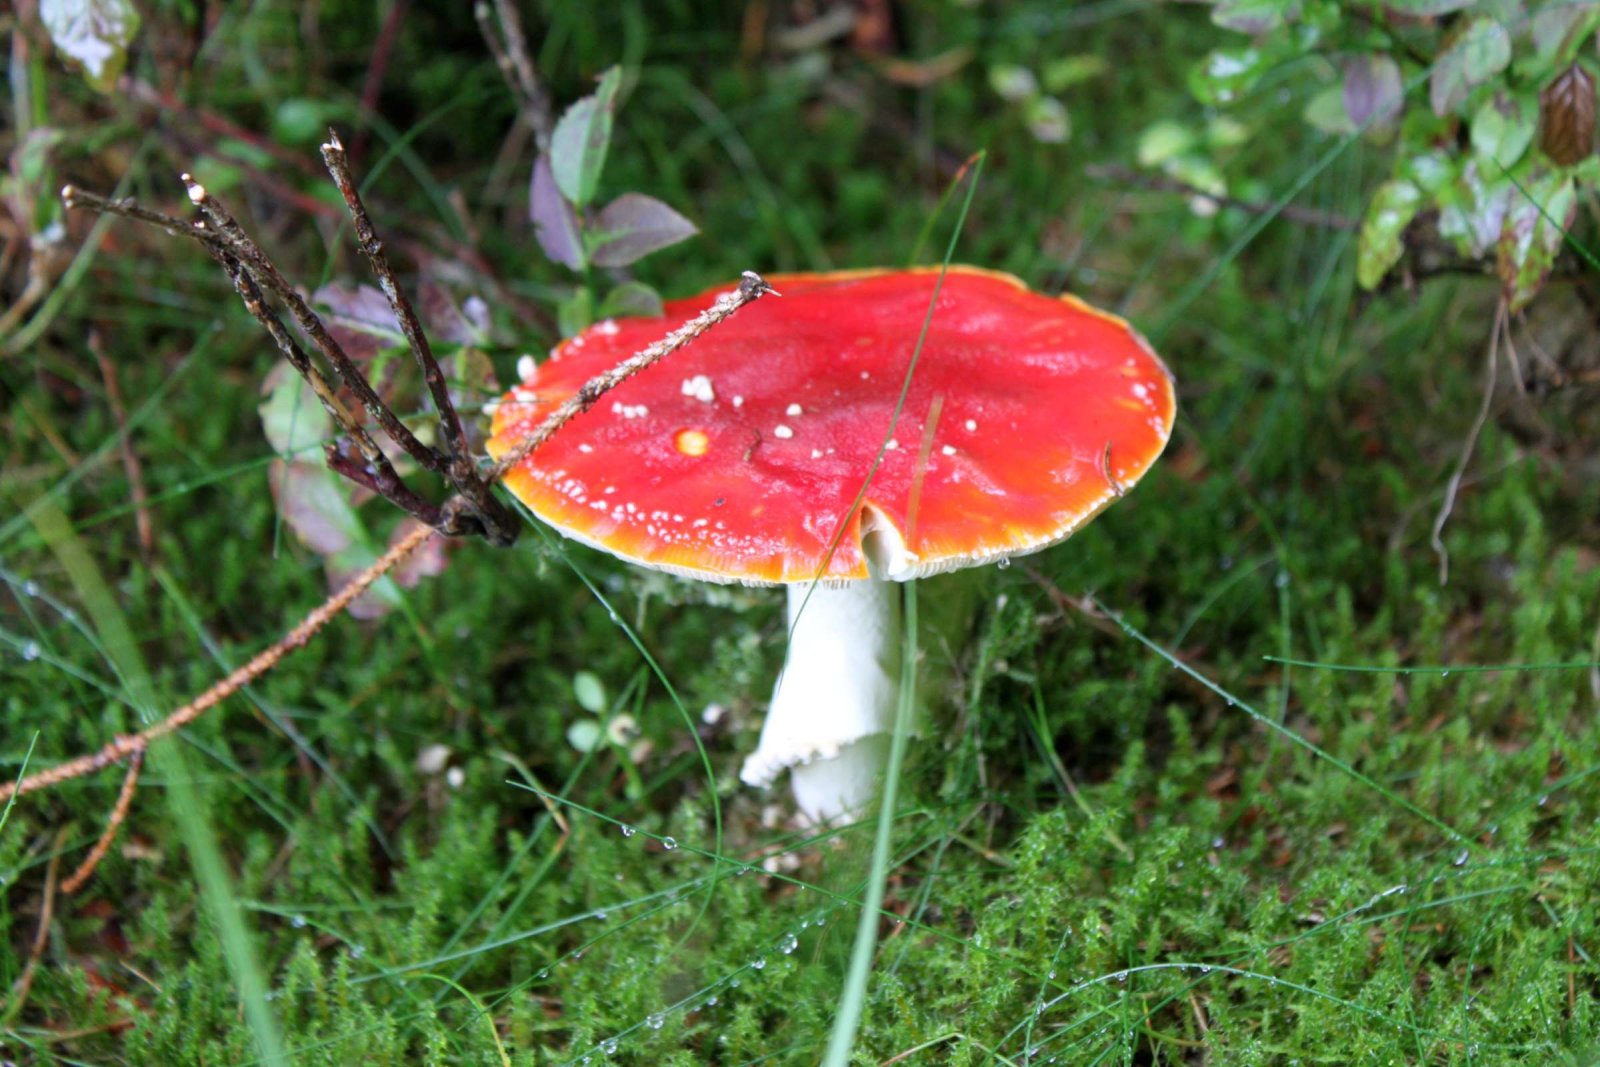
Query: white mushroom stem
739,578,904,822
740,505,924,822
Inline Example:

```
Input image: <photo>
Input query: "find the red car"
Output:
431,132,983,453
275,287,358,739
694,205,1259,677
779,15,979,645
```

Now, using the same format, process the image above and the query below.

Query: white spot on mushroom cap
964,419,978,432
682,375,716,403
578,443,593,453
941,445,957,456
785,402,803,416
516,354,537,382
774,424,794,439
885,439,899,450
611,401,650,419
594,319,621,336
732,395,745,408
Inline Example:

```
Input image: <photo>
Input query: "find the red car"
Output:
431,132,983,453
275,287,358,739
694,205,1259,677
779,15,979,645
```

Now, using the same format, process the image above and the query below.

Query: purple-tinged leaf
530,153,585,270
268,458,363,558
1343,54,1403,128
589,194,699,267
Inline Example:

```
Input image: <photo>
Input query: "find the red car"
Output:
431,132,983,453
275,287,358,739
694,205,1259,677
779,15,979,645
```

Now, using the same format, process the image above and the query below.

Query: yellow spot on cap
675,428,711,457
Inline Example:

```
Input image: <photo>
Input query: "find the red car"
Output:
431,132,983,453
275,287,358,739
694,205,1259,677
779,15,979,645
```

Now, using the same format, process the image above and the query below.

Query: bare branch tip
322,128,345,154
60,184,77,204
739,270,779,298
181,174,207,204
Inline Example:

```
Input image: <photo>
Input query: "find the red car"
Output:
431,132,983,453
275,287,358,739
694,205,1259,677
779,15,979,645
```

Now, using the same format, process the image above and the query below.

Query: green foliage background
3,2,1600,1064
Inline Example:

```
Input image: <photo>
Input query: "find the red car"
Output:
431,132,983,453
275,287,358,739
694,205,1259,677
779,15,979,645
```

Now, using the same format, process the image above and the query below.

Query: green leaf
565,719,604,753
258,364,330,458
550,66,624,207
1040,54,1108,93
1385,0,1477,13
1470,92,1536,168
1137,120,1196,167
1356,179,1423,290
1498,172,1576,310
573,671,607,714
39,0,141,93
1304,84,1356,135
987,64,1038,102
557,287,594,338
1211,0,1297,34
1024,96,1071,144
598,282,665,320
1190,46,1269,106
1431,18,1511,116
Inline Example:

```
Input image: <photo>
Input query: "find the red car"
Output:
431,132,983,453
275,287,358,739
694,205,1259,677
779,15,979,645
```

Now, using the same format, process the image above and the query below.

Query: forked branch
0,230,773,814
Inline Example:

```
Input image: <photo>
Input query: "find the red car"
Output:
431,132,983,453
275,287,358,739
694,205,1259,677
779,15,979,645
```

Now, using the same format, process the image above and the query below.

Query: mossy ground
3,4,1599,1065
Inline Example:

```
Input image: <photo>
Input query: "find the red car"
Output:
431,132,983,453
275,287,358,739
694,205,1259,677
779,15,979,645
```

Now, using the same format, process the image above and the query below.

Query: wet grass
3,3,1599,1064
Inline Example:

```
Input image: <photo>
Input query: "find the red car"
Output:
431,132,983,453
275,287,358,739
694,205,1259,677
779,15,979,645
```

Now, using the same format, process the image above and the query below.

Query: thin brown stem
61,747,144,895
1431,297,1507,585
180,174,447,477
1,830,63,1026
0,524,436,804
476,0,555,150
92,332,156,561
320,132,472,473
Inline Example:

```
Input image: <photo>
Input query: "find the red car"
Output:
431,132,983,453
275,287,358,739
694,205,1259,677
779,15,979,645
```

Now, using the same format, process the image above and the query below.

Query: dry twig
27,132,775,891
476,0,556,150
1431,297,1508,585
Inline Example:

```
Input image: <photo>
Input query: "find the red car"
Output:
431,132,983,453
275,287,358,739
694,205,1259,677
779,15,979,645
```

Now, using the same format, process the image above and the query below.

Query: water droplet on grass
647,1013,665,1030
779,933,798,954
620,824,636,837
997,558,1011,569
661,837,677,851
289,914,307,928
601,1038,619,1055
751,957,766,970
1453,850,1469,867
22,580,39,597
20,641,40,662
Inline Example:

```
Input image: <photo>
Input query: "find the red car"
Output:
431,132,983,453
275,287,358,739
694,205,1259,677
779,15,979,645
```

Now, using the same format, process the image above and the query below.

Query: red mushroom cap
487,267,1175,584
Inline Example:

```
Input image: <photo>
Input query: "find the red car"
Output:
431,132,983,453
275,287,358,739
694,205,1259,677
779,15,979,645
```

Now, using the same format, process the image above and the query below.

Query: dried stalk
0,269,775,808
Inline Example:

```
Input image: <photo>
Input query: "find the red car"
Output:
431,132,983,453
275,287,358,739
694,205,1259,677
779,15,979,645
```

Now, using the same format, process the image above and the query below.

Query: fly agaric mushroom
486,267,1175,821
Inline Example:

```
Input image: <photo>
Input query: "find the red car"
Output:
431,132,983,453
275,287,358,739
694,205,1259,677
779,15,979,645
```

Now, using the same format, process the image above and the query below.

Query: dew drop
595,910,608,921
289,914,307,929
706,995,718,1006
996,557,1011,569
751,957,767,970
779,933,798,954
1114,971,1128,983
646,1013,665,1031
350,943,366,959
1274,570,1289,588
1048,970,1057,979
21,580,40,597
1538,794,1549,807
20,640,41,662
1441,670,1451,678
1453,849,1469,867
661,837,678,851
620,824,636,837
601,1038,619,1055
